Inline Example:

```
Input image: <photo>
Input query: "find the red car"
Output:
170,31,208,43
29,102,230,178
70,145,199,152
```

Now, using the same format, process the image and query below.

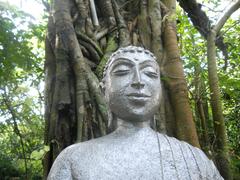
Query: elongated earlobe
107,112,117,133
99,82,105,94
150,115,156,130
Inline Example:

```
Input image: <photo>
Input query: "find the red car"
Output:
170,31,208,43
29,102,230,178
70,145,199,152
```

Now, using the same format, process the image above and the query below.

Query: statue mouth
127,93,150,98
126,93,151,103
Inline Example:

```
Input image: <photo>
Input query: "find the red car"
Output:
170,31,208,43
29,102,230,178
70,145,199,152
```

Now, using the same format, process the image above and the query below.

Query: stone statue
48,46,223,180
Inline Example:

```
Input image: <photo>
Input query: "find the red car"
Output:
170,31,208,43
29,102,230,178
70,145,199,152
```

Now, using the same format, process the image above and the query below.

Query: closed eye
144,71,158,78
113,69,130,76
142,66,159,78
112,63,132,76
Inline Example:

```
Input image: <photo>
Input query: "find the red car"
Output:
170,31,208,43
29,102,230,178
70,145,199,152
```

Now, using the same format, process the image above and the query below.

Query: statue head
101,46,161,127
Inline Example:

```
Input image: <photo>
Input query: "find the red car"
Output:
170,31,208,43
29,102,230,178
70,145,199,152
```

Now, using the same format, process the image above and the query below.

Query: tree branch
2,91,28,178
220,20,240,37
42,0,50,12
89,0,99,27
177,0,228,59
213,0,240,33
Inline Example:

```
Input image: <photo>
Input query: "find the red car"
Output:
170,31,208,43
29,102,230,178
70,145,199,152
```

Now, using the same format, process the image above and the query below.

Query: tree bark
194,64,210,154
161,0,200,147
207,1,240,179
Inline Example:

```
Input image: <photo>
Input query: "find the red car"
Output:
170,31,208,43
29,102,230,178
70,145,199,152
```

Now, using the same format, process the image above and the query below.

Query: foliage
177,4,240,178
221,18,240,179
0,1,45,179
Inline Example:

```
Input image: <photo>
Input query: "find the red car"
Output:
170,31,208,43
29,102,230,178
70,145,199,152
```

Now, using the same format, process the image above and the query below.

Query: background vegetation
0,0,239,179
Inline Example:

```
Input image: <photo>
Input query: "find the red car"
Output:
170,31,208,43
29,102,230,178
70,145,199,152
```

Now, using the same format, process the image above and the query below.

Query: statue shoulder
156,133,223,180
157,133,207,160
47,141,95,180
47,144,79,180
179,139,223,180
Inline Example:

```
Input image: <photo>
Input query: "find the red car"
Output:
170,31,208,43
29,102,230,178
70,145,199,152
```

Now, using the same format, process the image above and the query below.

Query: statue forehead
102,46,158,81
108,51,157,69
107,47,158,69
112,51,154,61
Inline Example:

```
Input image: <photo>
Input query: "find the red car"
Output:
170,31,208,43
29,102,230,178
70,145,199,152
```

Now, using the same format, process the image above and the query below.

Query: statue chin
107,94,160,123
111,107,158,123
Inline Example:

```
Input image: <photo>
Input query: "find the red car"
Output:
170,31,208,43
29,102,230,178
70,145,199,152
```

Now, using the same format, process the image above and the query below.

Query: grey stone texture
48,46,223,180
48,125,223,180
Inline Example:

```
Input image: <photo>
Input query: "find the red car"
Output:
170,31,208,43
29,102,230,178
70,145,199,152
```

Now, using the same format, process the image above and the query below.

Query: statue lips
127,92,151,104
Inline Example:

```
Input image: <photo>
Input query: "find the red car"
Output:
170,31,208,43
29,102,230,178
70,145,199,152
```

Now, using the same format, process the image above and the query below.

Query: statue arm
187,142,224,180
47,148,73,180
209,160,224,180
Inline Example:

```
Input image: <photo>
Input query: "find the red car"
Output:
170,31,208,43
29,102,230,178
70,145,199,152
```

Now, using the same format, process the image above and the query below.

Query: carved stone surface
48,46,223,180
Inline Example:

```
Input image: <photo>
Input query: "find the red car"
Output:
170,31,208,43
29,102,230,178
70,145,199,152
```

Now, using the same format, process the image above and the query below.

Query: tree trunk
161,0,200,147
44,0,200,177
207,32,231,180
194,62,210,155
206,1,240,179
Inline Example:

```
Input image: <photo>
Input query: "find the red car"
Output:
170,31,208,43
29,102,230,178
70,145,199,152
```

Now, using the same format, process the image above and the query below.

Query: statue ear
99,82,105,94
107,112,117,133
150,115,156,130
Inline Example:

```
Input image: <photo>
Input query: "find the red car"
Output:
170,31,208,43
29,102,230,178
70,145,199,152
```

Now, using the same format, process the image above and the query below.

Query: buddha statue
48,46,223,180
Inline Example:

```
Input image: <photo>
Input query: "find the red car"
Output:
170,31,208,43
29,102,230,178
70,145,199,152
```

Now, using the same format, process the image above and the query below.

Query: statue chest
48,131,222,180
68,132,213,180
71,136,162,179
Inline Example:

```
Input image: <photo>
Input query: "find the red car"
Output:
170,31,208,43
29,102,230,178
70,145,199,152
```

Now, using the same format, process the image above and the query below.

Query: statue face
104,51,161,122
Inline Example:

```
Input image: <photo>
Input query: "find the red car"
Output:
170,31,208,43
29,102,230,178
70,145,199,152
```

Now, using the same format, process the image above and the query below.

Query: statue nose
131,81,145,89
131,68,144,89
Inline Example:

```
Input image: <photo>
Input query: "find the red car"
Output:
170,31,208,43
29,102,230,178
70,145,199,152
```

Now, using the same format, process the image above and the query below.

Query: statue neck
114,118,152,135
